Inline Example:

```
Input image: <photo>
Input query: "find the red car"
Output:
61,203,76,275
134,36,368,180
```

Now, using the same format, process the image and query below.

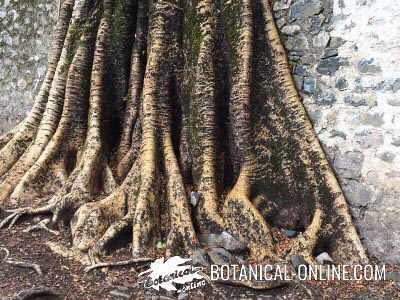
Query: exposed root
163,130,199,257
0,0,98,206
260,0,368,264
0,207,48,229
223,171,277,262
71,191,127,252
0,0,74,181
116,118,142,181
46,241,87,263
130,0,174,258
116,147,136,180
23,218,60,236
104,165,118,194
9,287,60,300
286,208,324,265
47,241,103,266
0,247,43,276
116,0,147,164
7,33,97,204
192,0,225,233
0,122,22,150
69,160,141,261
130,180,158,258
84,257,154,273
0,0,114,231
0,187,86,229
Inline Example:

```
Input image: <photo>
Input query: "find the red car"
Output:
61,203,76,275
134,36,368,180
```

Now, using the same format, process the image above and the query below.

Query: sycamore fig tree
0,0,368,282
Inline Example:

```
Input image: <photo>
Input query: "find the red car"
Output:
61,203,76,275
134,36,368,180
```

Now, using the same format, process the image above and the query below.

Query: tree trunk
0,0,368,286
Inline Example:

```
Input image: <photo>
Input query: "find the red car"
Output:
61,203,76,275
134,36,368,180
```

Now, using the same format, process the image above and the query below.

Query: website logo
138,256,206,293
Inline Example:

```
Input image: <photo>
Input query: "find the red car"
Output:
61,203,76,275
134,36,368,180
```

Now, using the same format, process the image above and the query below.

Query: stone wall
275,0,400,263
0,0,56,134
1,0,399,263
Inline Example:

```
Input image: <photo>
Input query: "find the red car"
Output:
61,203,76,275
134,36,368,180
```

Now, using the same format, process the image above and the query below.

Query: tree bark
0,0,368,288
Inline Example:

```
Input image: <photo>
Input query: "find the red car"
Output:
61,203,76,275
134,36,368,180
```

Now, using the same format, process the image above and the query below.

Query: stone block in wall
0,0,57,134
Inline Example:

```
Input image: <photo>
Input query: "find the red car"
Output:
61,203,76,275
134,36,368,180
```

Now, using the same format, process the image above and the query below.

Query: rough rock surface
275,0,400,263
0,0,56,134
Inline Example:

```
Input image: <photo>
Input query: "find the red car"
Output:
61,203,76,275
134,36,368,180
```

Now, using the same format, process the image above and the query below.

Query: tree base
0,0,368,290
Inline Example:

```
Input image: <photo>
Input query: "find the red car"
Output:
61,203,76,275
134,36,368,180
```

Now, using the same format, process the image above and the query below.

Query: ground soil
0,211,399,299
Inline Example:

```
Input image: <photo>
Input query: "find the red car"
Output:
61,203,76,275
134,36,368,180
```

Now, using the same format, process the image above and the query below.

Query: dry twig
84,257,154,273
0,247,43,276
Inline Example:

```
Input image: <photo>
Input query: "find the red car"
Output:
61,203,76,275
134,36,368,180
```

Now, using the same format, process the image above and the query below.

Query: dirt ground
0,213,399,299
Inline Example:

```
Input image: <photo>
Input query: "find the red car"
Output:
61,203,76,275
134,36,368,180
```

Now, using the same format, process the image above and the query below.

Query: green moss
221,0,242,73
110,0,127,48
179,0,204,166
60,6,103,74
60,21,83,74
181,0,202,65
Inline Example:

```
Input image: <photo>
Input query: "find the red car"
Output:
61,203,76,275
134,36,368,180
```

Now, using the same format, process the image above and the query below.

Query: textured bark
0,0,368,288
